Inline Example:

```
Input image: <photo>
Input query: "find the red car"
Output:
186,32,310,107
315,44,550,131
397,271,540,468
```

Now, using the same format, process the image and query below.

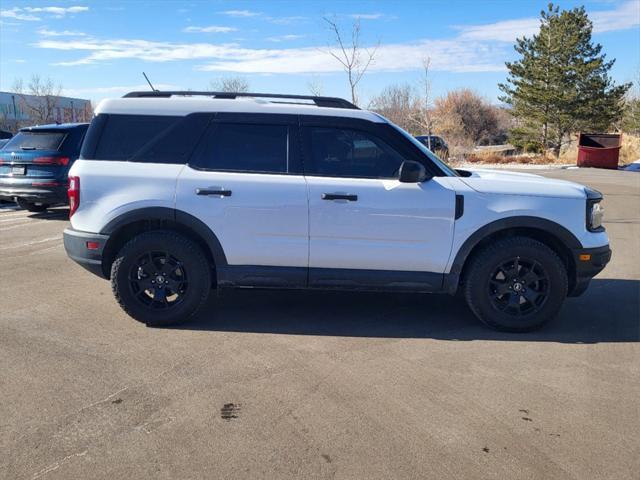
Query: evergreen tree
499,4,630,156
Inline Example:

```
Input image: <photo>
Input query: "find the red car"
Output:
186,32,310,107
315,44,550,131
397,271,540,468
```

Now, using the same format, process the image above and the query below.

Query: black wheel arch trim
100,206,228,272
443,216,583,294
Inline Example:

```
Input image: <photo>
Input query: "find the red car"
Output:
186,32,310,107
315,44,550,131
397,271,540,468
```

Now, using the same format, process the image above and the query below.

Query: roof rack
122,91,359,110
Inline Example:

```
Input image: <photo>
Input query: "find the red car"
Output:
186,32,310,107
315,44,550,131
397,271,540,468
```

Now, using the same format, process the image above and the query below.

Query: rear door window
190,123,289,173
4,132,66,151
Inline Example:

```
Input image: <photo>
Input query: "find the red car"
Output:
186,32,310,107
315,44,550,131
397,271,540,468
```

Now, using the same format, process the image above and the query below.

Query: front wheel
463,236,568,332
111,231,211,326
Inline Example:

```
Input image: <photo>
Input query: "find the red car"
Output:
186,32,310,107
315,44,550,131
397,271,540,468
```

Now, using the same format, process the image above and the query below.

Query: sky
0,0,638,105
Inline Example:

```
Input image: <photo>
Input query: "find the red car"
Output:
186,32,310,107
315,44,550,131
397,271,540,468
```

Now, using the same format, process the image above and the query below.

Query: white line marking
0,216,33,223
0,236,60,250
0,211,30,218
29,244,62,255
0,221,38,232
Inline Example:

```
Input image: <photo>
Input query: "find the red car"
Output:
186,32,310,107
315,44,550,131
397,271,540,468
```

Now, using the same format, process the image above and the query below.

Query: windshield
3,131,66,151
389,124,459,177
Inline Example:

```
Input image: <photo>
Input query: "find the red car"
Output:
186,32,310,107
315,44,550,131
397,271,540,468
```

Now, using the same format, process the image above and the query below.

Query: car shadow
172,278,639,344
27,207,69,221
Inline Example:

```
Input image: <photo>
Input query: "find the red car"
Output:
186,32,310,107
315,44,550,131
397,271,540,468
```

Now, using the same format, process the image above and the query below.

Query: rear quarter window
92,114,180,161
84,114,209,163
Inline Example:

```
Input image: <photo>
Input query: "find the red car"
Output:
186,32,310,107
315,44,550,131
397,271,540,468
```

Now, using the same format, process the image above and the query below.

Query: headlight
589,201,604,230
585,187,604,232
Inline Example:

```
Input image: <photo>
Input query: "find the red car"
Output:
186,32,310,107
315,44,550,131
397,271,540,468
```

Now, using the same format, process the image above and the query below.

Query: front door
302,123,456,290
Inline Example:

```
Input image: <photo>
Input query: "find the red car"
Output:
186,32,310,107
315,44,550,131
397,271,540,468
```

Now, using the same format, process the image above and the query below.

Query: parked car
64,91,610,332
415,135,449,159
0,123,88,212
0,130,12,150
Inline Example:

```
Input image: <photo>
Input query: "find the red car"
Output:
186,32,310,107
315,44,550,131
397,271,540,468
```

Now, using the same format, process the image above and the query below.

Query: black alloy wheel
129,251,189,310
488,257,549,316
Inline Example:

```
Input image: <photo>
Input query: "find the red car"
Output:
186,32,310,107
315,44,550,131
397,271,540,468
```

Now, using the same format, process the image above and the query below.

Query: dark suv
0,123,88,211
415,135,449,159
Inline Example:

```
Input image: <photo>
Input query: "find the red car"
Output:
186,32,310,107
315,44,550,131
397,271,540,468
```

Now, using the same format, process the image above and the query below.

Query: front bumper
63,227,110,278
0,180,67,204
569,244,612,296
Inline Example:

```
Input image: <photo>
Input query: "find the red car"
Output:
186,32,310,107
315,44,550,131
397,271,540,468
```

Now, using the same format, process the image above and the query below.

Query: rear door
301,117,456,290
175,113,309,287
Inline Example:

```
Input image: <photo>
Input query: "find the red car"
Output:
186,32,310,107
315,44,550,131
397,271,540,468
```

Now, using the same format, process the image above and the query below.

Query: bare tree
80,102,95,123
209,76,250,93
11,75,63,125
621,71,640,135
307,76,325,97
323,16,378,106
0,110,9,132
432,89,502,153
369,84,419,133
412,57,435,149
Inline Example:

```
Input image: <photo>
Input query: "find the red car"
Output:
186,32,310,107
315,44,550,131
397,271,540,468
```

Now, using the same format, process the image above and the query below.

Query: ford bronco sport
63,91,611,331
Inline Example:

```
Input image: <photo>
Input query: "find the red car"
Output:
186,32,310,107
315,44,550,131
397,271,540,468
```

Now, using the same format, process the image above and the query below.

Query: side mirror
399,160,431,183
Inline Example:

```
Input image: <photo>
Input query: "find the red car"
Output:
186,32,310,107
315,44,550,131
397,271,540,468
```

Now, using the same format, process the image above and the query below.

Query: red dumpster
577,133,621,169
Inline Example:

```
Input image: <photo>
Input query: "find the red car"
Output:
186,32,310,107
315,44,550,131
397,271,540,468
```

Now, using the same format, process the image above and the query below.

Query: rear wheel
463,236,568,332
17,199,48,212
111,231,211,326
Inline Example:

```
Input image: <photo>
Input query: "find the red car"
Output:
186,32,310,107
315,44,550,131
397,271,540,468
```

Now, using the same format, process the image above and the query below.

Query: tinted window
307,127,405,178
4,132,66,151
191,123,288,173
93,114,180,161
132,113,210,164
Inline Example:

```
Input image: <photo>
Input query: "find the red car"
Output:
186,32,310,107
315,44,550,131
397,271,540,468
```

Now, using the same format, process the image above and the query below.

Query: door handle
196,188,232,197
322,193,358,201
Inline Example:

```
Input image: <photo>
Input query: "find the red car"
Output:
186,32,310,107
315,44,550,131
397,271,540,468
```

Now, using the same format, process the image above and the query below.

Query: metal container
577,133,621,169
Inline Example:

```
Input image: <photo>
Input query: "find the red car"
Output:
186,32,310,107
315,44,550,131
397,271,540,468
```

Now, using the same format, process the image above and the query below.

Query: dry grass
463,151,565,165
463,134,640,166
620,134,640,165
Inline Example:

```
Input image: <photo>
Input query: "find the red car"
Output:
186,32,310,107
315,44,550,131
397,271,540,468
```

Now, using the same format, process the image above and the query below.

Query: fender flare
443,216,582,294
100,206,228,268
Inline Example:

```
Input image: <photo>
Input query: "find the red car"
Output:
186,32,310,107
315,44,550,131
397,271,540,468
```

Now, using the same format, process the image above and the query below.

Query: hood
459,168,587,200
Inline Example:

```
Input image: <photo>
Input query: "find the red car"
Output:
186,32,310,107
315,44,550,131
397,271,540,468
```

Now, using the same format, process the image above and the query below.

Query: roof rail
122,91,359,110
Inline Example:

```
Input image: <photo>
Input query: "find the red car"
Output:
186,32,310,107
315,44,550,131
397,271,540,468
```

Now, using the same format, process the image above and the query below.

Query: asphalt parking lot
1,168,638,480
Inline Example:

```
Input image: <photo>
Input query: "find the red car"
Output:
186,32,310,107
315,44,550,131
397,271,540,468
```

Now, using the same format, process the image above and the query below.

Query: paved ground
1,168,638,480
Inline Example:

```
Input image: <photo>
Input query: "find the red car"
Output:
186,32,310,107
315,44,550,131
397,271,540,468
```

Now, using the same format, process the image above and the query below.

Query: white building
0,91,92,132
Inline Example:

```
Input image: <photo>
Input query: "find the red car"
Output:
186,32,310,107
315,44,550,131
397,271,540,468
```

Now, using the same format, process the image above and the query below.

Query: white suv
63,91,611,331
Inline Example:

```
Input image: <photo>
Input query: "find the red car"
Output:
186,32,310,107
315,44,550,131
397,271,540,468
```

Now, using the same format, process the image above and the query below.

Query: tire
110,230,211,326
463,236,568,332
17,199,48,212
